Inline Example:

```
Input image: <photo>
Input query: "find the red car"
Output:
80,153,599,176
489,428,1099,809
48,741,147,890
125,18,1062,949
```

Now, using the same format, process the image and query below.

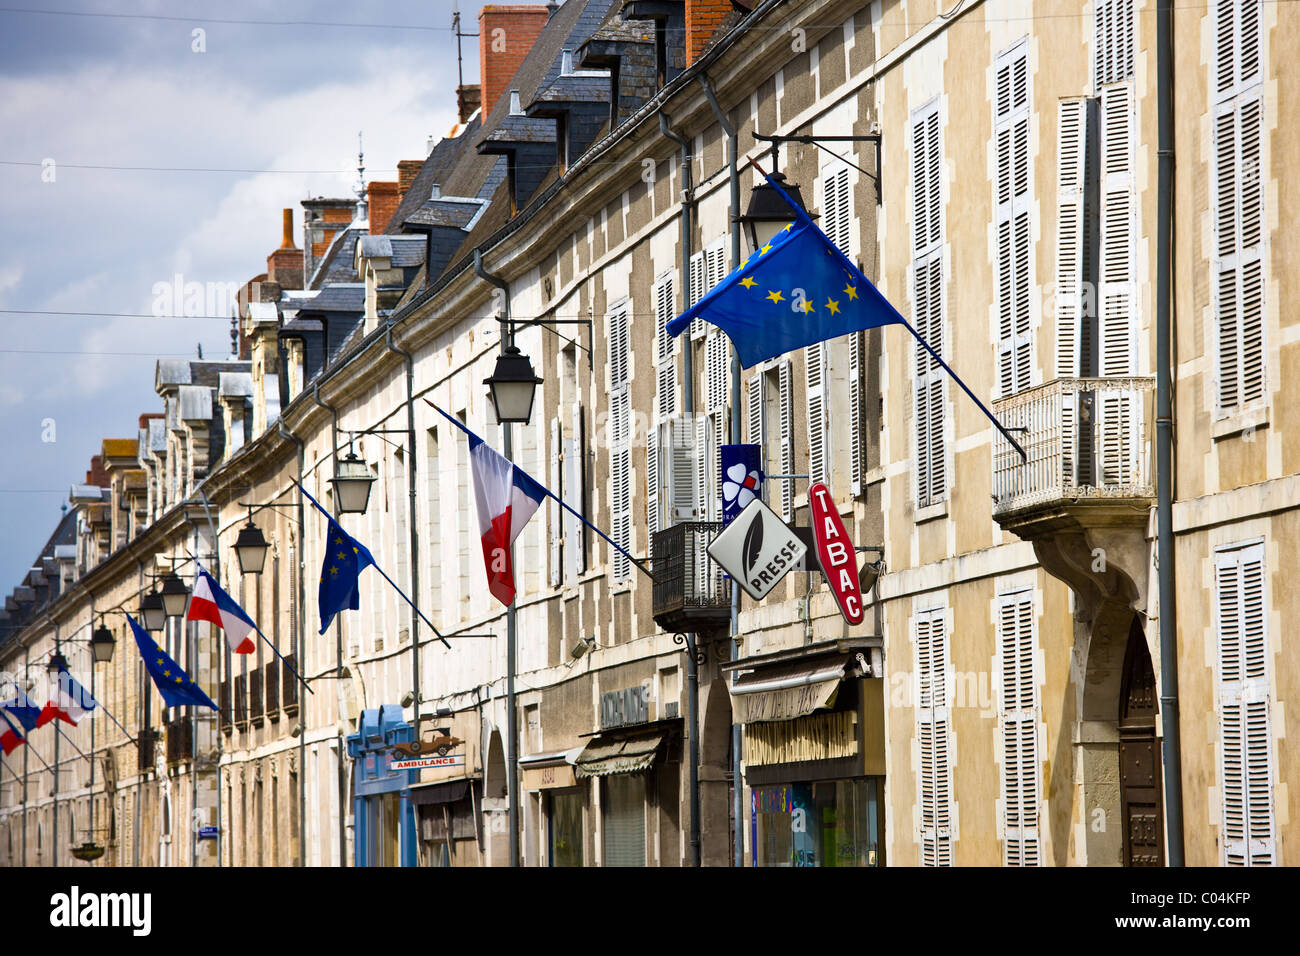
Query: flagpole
740,156,1029,463
54,725,91,763
291,478,451,649
896,315,1029,461
424,400,658,583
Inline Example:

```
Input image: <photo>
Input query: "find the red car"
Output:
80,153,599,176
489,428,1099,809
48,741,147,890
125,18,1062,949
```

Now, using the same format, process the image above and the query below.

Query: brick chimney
266,208,304,288
397,160,423,202
85,455,109,487
686,0,735,64
478,5,551,116
367,181,401,234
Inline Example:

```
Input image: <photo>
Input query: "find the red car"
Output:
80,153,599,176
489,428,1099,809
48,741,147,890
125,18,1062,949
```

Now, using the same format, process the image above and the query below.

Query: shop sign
707,497,805,600
198,826,219,840
808,483,864,625
392,753,466,771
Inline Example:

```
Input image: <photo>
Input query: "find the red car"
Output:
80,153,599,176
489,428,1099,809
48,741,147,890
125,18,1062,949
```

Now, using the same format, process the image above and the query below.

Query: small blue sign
721,444,764,526
198,826,219,840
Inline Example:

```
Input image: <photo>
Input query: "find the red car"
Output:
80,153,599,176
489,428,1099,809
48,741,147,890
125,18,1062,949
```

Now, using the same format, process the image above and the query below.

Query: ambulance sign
808,483,864,625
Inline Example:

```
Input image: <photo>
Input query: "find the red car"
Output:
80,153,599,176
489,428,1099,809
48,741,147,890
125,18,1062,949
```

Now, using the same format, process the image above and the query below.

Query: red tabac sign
808,482,864,625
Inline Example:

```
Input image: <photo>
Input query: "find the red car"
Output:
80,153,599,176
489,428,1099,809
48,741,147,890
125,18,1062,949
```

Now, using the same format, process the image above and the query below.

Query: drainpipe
278,419,308,868
45,612,60,864
701,70,745,869
384,325,422,732
191,489,220,869
22,644,29,866
474,248,520,868
659,107,702,868
1155,0,1183,867
134,559,144,868
310,383,348,866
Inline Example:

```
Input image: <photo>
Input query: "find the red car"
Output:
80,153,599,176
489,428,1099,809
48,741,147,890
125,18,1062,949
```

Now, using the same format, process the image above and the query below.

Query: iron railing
652,521,731,632
993,377,1155,517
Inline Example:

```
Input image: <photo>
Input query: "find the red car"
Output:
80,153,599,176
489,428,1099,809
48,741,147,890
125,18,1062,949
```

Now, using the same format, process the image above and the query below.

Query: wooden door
1119,619,1164,866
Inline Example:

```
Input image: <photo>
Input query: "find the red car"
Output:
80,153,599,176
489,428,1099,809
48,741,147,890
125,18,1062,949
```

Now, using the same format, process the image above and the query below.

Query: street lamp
234,520,270,575
330,450,376,515
90,623,116,663
139,591,167,632
47,651,70,674
484,344,543,425
160,573,190,618
739,171,814,254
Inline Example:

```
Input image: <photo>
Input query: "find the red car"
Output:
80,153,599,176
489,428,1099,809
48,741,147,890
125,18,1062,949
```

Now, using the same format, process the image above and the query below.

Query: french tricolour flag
469,431,547,607
37,664,97,728
188,567,257,654
0,709,25,756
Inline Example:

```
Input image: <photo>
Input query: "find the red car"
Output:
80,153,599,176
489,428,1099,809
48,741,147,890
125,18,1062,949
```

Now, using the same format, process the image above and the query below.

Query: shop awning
727,657,852,723
407,778,476,807
574,732,665,778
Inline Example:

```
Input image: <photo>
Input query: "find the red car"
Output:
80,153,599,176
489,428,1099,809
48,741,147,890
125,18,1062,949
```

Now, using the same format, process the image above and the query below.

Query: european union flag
317,515,375,634
129,614,218,711
666,170,903,367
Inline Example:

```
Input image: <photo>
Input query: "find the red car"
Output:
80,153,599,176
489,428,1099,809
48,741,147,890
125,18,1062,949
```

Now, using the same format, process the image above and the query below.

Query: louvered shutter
1216,542,1275,866
1098,80,1136,487
849,331,864,496
549,418,562,586
664,414,700,522
1094,0,1135,89
747,374,765,446
1213,1,1266,413
689,251,706,339
822,164,852,256
608,304,631,582
646,421,660,538
805,341,829,489
998,589,1041,866
1056,99,1089,379
996,45,1033,396
654,273,677,420
916,605,953,866
913,104,946,508
705,329,730,521
778,360,794,521
564,407,586,577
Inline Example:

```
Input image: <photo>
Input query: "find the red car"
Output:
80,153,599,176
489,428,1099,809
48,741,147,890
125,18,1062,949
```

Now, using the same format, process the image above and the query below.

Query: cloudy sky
0,0,498,590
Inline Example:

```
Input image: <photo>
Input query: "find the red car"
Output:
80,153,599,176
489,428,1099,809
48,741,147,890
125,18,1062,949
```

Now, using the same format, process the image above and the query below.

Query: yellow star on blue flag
128,614,217,711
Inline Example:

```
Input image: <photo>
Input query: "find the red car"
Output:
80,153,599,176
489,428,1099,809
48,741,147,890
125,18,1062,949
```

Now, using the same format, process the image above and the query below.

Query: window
1214,540,1275,865
914,602,953,866
995,41,1033,396
752,780,881,867
607,302,632,583
689,239,728,338
750,361,794,520
805,341,830,491
425,427,443,608
1055,97,1100,379
602,774,646,866
911,101,946,509
703,328,728,520
648,274,676,537
1213,0,1265,413
997,588,1041,866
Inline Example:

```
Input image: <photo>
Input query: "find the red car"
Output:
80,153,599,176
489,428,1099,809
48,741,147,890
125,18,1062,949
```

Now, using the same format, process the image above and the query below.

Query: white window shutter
995,44,1033,397
849,331,864,497
778,360,794,521
822,164,852,257
565,406,586,577
746,373,765,447
998,589,1041,866
1056,98,1090,378
913,102,946,509
1099,80,1136,378
663,414,699,522
549,417,562,587
1215,542,1275,866
1094,0,1135,89
689,251,707,339
805,341,829,489
1213,3,1265,414
654,273,677,420
916,605,953,866
608,304,631,583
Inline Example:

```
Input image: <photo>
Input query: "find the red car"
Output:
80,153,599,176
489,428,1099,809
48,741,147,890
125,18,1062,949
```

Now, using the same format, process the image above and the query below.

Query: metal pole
1155,0,1184,867
22,645,28,866
51,616,60,864
700,70,745,868
384,326,422,740
679,634,701,867
278,419,308,868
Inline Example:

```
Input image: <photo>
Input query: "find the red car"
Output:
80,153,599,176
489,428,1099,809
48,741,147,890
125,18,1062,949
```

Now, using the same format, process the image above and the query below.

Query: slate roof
384,115,484,237
402,200,482,230
357,235,425,267
309,223,365,289
482,113,557,147
300,283,365,314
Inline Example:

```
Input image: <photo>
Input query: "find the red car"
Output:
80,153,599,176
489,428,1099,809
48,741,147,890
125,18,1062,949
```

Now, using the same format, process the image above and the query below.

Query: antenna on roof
355,130,366,203
230,313,238,358
196,343,203,359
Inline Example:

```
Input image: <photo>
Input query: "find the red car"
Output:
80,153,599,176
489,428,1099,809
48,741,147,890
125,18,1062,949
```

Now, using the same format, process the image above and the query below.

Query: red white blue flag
0,708,25,755
187,567,257,654
36,662,97,728
431,405,546,607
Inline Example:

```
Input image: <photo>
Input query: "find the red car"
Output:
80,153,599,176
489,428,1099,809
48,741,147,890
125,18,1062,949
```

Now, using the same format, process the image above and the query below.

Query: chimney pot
280,208,296,250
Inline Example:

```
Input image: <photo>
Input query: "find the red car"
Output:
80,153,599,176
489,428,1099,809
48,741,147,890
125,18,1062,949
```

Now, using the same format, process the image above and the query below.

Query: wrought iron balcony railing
652,521,731,633
993,377,1155,518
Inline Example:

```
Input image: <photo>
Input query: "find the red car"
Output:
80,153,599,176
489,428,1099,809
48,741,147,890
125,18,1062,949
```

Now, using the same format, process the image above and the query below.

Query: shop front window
602,774,647,866
548,789,584,867
753,778,881,867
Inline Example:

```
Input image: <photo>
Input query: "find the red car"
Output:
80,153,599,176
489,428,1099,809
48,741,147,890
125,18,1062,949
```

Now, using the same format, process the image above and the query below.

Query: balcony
652,521,731,634
992,377,1155,614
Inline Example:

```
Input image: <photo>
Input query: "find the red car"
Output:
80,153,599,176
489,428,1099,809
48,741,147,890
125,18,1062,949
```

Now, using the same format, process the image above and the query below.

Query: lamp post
737,170,815,253
160,573,190,618
484,346,543,425
138,592,167,632
330,449,376,515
